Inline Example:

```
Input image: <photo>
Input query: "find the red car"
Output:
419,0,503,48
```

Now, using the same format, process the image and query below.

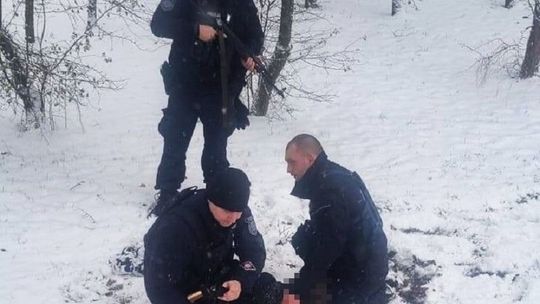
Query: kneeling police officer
284,134,389,304
144,168,282,304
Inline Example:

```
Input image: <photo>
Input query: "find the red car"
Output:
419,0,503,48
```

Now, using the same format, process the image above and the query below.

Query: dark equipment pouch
160,61,175,95
234,97,250,130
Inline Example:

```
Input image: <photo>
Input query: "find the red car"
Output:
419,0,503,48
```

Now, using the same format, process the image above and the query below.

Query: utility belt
160,60,222,95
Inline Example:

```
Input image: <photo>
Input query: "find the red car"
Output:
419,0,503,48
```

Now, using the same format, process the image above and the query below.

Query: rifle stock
220,23,285,98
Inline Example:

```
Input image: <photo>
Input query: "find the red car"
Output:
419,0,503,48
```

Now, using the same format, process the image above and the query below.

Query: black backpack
159,186,200,215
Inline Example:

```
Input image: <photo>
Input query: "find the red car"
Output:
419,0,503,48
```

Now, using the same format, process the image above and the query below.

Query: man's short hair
286,134,323,157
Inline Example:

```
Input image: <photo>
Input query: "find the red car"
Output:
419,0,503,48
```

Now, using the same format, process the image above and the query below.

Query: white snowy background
1,0,540,303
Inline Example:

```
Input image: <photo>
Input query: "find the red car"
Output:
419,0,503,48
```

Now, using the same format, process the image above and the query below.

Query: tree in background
505,0,515,9
520,0,540,78
86,0,97,34
25,0,34,43
392,0,418,16
249,0,359,116
392,0,401,16
0,0,149,130
304,0,317,9
254,0,293,116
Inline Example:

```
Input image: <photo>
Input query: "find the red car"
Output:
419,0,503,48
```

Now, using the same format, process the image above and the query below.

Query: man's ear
306,152,317,164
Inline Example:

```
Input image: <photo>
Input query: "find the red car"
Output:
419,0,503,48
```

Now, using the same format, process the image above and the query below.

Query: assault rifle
193,1,286,98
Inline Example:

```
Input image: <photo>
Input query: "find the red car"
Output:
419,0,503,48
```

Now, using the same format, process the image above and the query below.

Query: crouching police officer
283,134,389,304
150,0,264,212
144,168,282,304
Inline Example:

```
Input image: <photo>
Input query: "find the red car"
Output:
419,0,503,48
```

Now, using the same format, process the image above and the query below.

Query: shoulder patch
240,261,257,271
245,216,259,236
160,0,176,12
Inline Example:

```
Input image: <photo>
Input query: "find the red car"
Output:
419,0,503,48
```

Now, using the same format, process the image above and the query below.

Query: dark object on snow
112,245,144,276
386,250,439,304
151,0,264,193
288,152,389,304
144,188,279,304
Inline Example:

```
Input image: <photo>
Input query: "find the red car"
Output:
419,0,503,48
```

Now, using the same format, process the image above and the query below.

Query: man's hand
241,57,257,72
282,291,300,304
199,24,217,42
218,280,242,302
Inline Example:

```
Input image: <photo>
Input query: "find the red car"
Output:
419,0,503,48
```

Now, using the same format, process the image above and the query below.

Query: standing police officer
144,168,282,304
150,0,264,212
283,134,389,304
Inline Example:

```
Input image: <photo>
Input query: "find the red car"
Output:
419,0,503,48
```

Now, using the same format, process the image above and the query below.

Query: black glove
202,284,228,301
291,220,313,261
234,98,250,130
160,61,174,95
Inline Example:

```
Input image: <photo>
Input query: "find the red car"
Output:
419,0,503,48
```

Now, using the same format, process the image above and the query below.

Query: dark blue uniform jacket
290,152,388,303
150,0,264,94
144,190,266,304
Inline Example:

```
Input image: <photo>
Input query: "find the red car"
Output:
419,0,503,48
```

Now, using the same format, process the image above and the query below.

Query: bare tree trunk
0,30,33,110
87,0,97,34
520,1,540,78
254,0,293,116
25,0,34,43
1,0,3,26
392,0,401,16
505,0,514,8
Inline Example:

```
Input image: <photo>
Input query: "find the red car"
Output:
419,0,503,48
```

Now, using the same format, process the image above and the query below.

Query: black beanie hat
207,168,251,212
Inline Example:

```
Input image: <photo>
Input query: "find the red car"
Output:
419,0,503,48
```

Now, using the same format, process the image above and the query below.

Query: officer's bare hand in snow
199,24,217,42
241,57,257,72
219,280,242,301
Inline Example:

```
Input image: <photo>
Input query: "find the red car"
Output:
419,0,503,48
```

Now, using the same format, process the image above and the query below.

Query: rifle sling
218,30,232,129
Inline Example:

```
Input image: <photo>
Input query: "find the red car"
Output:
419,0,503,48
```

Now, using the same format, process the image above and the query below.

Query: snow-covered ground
1,0,540,303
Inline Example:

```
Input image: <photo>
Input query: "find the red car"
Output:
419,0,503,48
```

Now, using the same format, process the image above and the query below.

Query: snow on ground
1,0,540,303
